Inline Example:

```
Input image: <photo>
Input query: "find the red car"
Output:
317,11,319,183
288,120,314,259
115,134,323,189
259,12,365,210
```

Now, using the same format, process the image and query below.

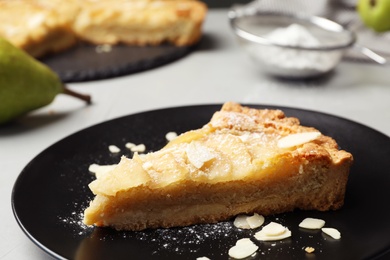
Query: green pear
357,0,390,32
0,37,91,124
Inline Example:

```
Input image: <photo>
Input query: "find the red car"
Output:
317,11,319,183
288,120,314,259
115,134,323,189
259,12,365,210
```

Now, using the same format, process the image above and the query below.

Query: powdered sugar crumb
58,208,93,236
128,221,236,256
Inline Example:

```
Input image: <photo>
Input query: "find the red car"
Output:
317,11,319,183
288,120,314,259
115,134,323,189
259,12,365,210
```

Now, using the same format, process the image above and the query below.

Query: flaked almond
165,131,178,141
186,141,216,169
254,222,291,241
277,132,321,148
261,222,287,236
322,227,341,239
228,238,258,259
233,213,264,229
254,228,291,241
88,164,117,178
246,213,265,229
131,144,146,153
299,218,325,229
125,142,136,149
233,215,250,229
108,145,121,153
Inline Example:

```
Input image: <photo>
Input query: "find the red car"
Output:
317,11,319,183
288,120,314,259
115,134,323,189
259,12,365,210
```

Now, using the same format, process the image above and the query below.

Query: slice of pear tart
83,102,353,231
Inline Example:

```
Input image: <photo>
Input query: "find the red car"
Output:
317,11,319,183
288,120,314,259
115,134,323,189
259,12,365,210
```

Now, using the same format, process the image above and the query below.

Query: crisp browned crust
83,102,353,231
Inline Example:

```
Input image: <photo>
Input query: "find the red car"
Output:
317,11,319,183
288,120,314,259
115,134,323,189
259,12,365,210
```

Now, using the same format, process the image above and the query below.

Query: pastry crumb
305,247,315,253
131,144,146,153
108,145,120,153
95,44,112,53
125,142,136,149
125,142,146,153
166,131,178,141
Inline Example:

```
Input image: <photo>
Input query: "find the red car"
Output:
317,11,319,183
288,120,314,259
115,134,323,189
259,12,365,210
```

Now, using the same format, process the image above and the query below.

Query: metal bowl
229,9,356,78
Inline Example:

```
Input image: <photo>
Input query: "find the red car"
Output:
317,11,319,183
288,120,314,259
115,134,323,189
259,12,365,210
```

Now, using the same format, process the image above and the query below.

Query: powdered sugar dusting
57,202,94,236
130,221,237,256
58,205,93,236
210,111,257,130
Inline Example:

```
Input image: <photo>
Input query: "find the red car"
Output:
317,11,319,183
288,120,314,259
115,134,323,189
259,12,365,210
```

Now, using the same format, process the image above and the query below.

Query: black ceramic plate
39,43,193,83
12,104,390,260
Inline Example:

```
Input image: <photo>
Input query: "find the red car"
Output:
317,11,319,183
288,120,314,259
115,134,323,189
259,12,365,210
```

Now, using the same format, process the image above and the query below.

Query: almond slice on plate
261,222,287,236
228,238,258,259
322,227,341,239
233,215,251,229
233,213,265,229
254,222,292,241
299,218,325,229
246,213,265,229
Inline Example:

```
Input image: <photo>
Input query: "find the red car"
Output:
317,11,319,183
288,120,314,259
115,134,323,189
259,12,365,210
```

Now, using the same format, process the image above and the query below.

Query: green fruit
357,0,390,32
0,37,90,124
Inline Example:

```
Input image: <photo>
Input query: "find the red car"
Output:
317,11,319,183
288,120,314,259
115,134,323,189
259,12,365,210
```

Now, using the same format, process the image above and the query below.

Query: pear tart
0,0,207,58
73,0,207,46
83,102,353,231
0,0,77,58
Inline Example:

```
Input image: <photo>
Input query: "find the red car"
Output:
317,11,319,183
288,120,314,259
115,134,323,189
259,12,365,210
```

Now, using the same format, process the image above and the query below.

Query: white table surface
1,9,389,260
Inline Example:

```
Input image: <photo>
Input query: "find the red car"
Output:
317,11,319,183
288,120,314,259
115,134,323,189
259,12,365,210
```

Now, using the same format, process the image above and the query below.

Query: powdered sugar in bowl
229,10,356,78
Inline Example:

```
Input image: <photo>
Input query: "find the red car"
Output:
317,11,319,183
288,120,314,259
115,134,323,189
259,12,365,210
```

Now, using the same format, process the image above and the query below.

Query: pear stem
62,84,92,104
